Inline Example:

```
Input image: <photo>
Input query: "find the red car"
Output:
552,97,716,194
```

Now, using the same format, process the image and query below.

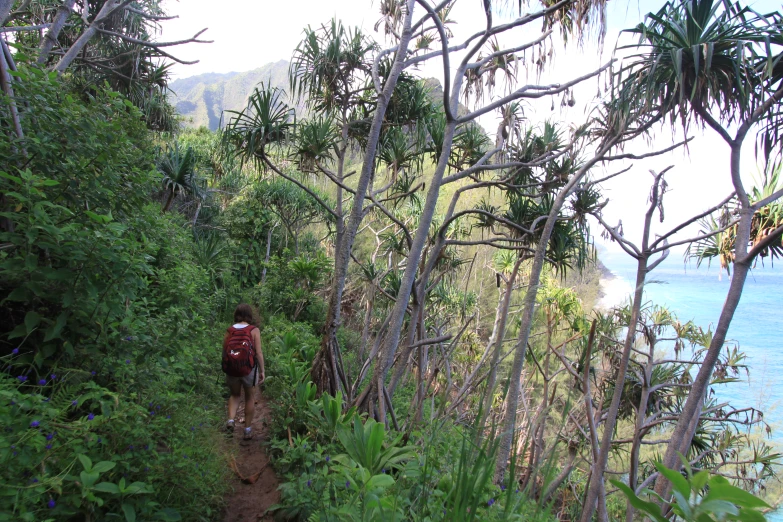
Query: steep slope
170,60,289,130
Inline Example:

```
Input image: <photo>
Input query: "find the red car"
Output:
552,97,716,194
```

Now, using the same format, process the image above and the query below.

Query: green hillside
170,60,289,130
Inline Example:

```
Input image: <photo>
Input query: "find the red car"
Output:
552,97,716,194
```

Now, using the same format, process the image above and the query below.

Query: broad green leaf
154,508,182,521
610,481,668,522
78,454,93,471
80,470,100,488
92,461,116,474
366,474,394,491
704,476,769,509
43,311,69,342
24,311,41,334
655,461,690,500
93,482,120,494
122,503,136,522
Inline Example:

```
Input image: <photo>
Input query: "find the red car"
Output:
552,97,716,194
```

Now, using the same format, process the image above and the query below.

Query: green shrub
0,67,231,521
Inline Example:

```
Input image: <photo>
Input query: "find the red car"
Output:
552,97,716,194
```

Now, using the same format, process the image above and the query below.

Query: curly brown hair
233,303,259,326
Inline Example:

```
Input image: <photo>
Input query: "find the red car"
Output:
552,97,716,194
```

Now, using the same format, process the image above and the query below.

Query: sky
158,0,782,260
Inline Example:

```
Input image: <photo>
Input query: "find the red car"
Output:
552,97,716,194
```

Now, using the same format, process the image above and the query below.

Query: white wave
597,272,634,310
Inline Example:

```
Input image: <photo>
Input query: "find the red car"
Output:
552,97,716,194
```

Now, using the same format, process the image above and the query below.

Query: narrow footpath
222,389,280,522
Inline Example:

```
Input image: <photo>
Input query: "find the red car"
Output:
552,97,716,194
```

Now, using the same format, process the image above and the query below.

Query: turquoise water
598,248,783,516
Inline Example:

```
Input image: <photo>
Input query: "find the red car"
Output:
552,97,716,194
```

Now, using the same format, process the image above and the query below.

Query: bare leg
227,380,242,420
243,385,256,426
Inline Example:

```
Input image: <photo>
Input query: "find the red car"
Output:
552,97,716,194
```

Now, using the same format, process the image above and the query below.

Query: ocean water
597,248,783,516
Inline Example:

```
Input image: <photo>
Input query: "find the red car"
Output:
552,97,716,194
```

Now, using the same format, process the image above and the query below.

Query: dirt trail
222,388,280,522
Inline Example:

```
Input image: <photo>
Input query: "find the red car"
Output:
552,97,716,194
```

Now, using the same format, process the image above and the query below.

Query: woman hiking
222,303,265,440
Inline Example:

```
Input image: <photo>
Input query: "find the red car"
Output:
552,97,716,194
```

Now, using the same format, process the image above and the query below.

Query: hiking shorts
226,366,259,389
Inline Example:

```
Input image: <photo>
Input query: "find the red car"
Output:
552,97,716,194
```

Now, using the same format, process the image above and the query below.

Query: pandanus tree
603,0,783,507
222,4,431,398
159,144,200,213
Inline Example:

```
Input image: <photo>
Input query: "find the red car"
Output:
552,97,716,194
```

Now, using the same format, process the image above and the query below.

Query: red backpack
222,325,257,377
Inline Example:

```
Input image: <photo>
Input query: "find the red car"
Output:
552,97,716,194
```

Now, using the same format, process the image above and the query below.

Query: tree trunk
387,292,421,397
627,347,653,522
261,224,275,284
311,0,417,398
0,35,24,146
38,0,76,65
162,189,175,213
580,257,647,522
53,0,122,74
479,257,523,432
357,285,375,361
654,141,754,498
495,181,579,478
582,168,669,522
654,256,751,495
0,0,12,26
362,115,458,413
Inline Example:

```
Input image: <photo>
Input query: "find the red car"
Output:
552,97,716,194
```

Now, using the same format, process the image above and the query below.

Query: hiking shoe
226,419,235,433
243,427,252,440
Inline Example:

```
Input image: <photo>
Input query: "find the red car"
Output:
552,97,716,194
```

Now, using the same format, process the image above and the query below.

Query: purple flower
190,427,195,431
382,468,386,474
32,478,38,483
166,415,171,419
90,371,96,376
500,485,506,491
50,374,56,380
47,499,55,509
71,400,78,406
149,411,155,416
144,444,149,450
345,481,350,488
46,433,54,441
325,455,330,462
17,375,27,382
38,379,47,385
307,479,312,487
125,360,130,364
182,455,188,459
87,413,95,421
125,336,133,341
155,405,161,410
97,438,102,443
12,348,19,354
488,498,495,506
45,444,52,450
128,445,134,450
30,421,39,428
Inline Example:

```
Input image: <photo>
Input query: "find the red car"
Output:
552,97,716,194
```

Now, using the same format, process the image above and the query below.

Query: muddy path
222,388,280,522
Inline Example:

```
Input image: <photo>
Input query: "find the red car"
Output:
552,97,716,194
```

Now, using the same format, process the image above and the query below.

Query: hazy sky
159,0,781,260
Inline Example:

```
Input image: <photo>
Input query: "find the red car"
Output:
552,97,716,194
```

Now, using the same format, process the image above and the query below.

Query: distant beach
596,259,634,310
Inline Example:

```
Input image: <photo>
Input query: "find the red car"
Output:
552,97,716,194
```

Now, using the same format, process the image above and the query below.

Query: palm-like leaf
223,84,294,165
158,144,198,212
687,166,783,271
294,115,339,172
620,0,780,129
290,18,376,114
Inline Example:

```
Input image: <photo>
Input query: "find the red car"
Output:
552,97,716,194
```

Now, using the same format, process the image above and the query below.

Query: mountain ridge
170,60,290,130
169,60,465,131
